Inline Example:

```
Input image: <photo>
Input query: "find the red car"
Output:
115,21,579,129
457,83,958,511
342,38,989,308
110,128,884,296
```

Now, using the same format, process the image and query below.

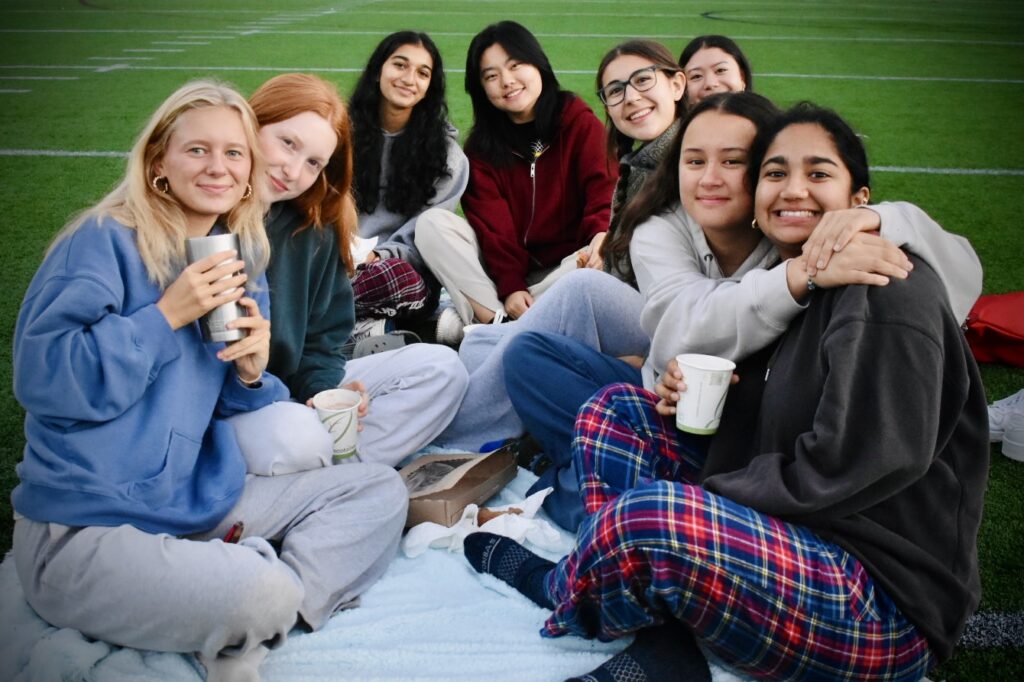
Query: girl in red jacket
415,20,617,344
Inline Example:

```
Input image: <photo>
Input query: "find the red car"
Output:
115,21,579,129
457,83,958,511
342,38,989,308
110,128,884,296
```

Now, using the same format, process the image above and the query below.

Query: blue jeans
504,330,641,531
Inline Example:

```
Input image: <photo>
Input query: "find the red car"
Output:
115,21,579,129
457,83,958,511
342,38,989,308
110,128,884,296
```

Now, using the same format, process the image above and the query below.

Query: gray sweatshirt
630,201,983,382
357,129,469,272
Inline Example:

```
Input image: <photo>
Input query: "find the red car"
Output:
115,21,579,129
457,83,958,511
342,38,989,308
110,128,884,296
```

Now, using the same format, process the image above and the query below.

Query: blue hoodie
12,216,288,535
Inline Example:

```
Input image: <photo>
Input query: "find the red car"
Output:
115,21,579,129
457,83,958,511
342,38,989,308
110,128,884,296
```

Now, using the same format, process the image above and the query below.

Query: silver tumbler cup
184,233,246,343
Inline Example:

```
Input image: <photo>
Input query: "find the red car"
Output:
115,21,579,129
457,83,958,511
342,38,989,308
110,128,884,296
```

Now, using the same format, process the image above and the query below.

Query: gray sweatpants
14,462,407,665
231,343,469,473
414,208,579,324
438,268,649,450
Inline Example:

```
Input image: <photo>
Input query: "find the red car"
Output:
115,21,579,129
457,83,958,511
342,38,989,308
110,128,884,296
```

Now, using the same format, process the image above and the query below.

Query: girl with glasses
348,31,470,333
414,21,617,342
433,40,680,470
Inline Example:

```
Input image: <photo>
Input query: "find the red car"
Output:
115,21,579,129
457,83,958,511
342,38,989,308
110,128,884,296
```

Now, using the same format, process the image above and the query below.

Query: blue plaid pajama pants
541,383,932,681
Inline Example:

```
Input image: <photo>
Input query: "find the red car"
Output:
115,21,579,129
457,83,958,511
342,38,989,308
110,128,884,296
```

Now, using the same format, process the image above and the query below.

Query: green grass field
1,1,1022,678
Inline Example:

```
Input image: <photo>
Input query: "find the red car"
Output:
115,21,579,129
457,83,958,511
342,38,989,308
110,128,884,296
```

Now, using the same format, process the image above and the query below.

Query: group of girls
10,18,988,682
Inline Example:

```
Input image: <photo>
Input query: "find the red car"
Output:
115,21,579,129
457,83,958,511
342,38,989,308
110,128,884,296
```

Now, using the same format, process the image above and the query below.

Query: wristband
238,372,263,388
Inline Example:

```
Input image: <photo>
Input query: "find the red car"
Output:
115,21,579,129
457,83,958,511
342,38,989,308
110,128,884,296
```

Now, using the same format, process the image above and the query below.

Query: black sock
463,532,555,609
568,619,710,682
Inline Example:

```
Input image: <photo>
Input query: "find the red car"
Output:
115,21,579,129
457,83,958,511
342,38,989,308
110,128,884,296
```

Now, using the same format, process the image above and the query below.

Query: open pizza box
399,444,517,528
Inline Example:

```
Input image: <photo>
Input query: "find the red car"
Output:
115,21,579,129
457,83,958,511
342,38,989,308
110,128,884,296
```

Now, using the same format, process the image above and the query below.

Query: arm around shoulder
871,201,982,323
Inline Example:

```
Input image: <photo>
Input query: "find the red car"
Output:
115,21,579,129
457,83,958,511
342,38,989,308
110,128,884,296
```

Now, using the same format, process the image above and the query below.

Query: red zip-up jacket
462,95,617,299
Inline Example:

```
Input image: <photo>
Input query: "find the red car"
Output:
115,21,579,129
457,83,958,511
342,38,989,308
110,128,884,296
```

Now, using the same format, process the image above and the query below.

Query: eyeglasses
597,65,667,106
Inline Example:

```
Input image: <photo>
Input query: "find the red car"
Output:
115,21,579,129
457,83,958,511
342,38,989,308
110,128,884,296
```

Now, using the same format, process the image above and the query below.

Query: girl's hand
584,232,607,270
505,290,533,319
653,357,739,416
157,250,247,330
803,207,880,276
340,380,370,431
812,232,912,289
218,296,269,382
654,357,685,416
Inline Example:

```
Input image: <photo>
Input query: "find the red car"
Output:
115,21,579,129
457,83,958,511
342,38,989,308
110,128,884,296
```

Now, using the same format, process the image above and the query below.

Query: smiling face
683,47,747,106
479,42,543,123
754,122,870,258
601,54,685,143
379,42,433,114
678,110,757,234
257,110,338,203
155,105,252,236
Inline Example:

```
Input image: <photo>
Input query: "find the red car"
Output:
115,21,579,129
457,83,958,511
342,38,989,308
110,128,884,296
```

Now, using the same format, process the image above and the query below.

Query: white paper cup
312,388,361,463
674,354,736,435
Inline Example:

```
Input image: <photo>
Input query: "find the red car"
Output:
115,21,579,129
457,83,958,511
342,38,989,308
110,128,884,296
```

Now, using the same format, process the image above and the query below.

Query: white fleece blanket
0,471,749,681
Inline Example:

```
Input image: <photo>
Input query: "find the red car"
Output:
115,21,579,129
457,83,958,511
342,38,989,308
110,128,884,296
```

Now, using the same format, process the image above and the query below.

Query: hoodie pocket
127,430,200,508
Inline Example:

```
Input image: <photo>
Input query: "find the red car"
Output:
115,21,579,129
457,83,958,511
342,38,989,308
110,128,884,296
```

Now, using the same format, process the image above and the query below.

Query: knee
417,344,469,396
223,541,305,635
360,464,410,530
414,208,458,254
234,402,331,475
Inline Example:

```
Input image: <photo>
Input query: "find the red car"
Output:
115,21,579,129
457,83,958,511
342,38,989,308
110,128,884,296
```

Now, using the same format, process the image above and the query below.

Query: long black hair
464,21,568,166
350,31,452,218
602,91,779,283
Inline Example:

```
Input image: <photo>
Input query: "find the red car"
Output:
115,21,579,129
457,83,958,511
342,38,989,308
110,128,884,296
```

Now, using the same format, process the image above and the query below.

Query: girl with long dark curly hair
348,31,469,330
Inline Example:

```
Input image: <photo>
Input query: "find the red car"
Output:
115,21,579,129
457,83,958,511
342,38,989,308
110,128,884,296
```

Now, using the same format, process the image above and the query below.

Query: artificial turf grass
1,1,1022,675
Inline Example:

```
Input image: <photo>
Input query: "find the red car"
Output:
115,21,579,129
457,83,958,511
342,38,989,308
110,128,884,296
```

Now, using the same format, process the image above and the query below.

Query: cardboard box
399,446,517,528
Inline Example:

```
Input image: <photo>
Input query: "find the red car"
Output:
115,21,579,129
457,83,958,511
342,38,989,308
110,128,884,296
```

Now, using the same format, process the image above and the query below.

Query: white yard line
0,76,78,80
0,149,128,157
0,29,1019,47
2,63,1019,85
0,89,30,94
1,148,1019,177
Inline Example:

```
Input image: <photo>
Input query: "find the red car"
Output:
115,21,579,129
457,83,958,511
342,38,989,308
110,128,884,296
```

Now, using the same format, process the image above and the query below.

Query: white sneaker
350,317,391,343
989,388,1024,442
341,318,393,358
435,306,465,346
1002,412,1024,462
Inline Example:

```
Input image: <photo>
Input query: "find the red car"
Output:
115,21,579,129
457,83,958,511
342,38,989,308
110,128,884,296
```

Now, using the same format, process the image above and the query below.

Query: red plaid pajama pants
542,383,932,681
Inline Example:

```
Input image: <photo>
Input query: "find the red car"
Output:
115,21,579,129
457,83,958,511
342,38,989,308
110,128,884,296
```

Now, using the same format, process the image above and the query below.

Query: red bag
964,292,1024,367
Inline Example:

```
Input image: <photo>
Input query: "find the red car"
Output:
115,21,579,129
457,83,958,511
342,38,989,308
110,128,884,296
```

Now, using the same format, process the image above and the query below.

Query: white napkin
401,487,567,558
351,235,378,264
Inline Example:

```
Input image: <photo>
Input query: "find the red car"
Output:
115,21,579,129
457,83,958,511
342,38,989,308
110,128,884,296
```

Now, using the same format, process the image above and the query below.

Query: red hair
249,73,356,274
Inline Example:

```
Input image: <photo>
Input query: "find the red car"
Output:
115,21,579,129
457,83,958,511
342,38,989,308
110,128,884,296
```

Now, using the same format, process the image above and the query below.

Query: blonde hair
249,73,357,275
51,79,269,289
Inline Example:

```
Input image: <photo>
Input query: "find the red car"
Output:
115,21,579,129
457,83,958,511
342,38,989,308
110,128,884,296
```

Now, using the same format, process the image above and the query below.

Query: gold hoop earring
242,183,252,200
751,218,760,230
151,175,170,194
